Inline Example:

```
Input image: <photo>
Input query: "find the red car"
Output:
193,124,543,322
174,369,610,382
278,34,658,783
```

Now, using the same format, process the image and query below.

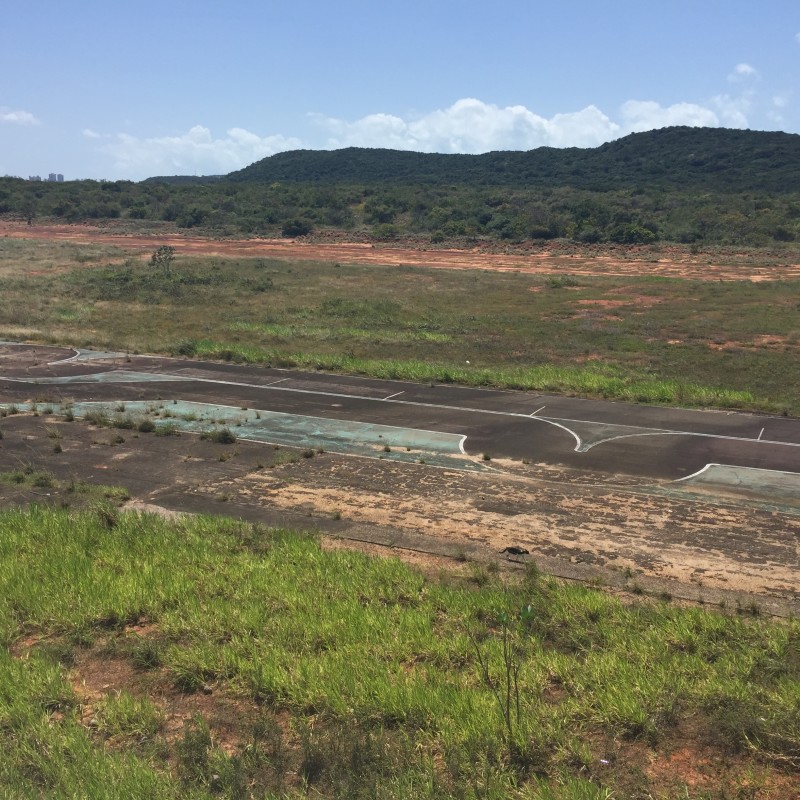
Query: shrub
174,340,197,357
201,427,236,444
281,218,313,237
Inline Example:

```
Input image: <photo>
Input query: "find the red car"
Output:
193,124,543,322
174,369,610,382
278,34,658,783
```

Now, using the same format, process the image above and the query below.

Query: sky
2,0,800,181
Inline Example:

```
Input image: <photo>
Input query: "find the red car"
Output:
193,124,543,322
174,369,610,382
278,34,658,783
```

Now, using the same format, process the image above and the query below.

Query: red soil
4,222,800,281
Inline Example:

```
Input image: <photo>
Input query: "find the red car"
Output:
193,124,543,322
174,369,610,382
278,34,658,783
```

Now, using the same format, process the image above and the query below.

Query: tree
281,218,313,237
149,245,175,276
21,195,36,226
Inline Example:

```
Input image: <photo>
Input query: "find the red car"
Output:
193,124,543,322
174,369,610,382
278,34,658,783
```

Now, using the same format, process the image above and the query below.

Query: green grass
188,340,758,409
1,240,799,414
0,507,797,798
0,468,130,502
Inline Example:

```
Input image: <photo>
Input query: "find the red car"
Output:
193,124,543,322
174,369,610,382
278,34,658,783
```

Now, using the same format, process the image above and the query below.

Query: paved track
2,343,799,484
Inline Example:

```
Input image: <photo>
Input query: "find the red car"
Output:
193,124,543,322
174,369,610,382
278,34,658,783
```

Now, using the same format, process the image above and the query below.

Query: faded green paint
11,370,192,384
1,399,481,471
679,464,800,504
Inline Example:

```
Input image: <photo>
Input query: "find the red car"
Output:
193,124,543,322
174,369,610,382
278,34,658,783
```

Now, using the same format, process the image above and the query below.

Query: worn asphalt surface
2,342,799,484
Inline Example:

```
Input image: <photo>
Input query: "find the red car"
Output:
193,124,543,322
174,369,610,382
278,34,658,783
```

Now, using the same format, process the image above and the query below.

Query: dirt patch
644,739,799,799
4,221,800,282
576,299,627,308
195,450,799,604
708,336,797,352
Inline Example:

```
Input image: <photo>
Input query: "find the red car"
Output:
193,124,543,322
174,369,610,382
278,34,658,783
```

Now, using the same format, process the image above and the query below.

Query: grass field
1,238,799,414
1,505,798,799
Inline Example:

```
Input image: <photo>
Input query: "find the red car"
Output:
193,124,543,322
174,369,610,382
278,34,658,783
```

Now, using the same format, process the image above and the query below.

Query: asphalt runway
2,342,799,487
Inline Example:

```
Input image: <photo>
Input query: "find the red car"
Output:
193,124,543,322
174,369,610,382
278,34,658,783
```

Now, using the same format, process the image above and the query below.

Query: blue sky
2,0,799,180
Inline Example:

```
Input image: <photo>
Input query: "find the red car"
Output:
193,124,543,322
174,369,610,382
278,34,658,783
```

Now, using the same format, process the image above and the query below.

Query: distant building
57,174,64,182
29,175,42,181
48,173,57,182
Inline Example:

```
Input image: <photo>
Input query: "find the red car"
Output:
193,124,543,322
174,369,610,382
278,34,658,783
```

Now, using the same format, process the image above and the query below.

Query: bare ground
3,221,800,281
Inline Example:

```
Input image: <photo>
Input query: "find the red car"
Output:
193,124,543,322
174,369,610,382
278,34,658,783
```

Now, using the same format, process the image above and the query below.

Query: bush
608,223,658,244
173,340,197,357
281,219,313,237
201,427,236,444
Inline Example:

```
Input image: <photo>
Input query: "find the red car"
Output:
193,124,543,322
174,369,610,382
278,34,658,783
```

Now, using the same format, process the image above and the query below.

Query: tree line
2,127,799,246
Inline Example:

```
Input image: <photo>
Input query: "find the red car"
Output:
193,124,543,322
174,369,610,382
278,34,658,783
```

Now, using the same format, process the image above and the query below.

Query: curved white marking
675,463,716,482
458,435,467,454
0,341,80,366
581,430,800,451
530,417,583,451
47,348,81,365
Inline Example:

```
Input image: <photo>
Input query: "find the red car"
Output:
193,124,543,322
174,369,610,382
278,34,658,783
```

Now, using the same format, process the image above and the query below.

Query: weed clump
84,410,110,428
201,427,236,444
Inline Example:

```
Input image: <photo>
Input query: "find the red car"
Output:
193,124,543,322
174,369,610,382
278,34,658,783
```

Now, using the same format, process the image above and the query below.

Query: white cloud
90,57,784,180
711,93,752,128
94,93,762,180
728,62,758,81
0,108,40,125
315,98,621,153
313,98,730,155
770,92,791,122
621,100,719,131
100,125,303,177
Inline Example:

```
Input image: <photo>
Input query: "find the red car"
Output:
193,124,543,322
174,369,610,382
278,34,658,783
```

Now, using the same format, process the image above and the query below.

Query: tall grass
190,339,757,409
0,507,797,797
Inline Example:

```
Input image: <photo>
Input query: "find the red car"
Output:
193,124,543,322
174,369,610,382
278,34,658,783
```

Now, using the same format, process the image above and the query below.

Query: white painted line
264,377,290,386
758,427,765,441
5,363,797,454
47,348,81,365
675,463,716,482
579,429,800,451
541,413,800,450
384,391,405,400
154,372,586,450
536,418,583,450
530,406,546,416
11,339,794,456
458,435,467,454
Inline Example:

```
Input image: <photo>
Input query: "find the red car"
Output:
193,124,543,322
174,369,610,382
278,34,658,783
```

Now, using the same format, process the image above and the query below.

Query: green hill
225,127,800,193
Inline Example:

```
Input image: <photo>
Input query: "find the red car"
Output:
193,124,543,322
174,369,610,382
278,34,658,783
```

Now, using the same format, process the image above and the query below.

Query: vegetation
3,127,799,798
223,128,800,194
2,128,800,246
0,467,130,503
1,239,799,415
0,507,797,798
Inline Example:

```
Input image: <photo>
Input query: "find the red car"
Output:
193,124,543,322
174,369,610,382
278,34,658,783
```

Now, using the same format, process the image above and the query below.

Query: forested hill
220,127,800,193
6,126,800,247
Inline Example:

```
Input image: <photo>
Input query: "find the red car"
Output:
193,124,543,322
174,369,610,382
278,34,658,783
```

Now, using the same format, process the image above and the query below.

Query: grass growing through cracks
0,507,797,798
